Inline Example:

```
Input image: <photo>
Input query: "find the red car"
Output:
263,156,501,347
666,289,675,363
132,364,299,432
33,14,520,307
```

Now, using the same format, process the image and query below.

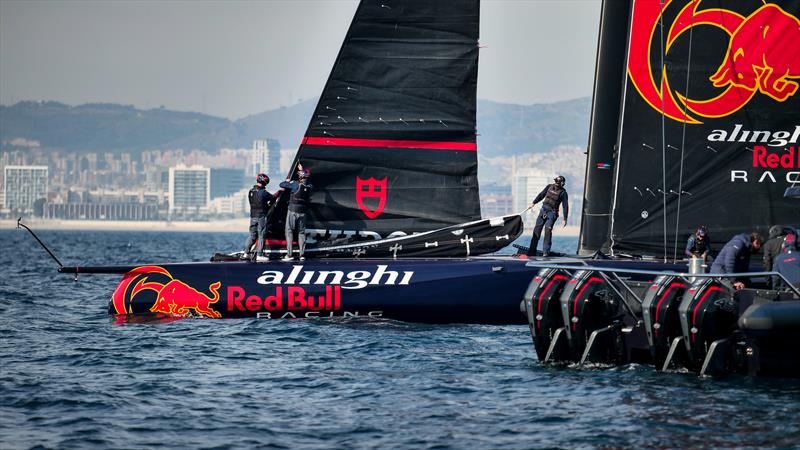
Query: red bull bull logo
628,0,800,123
111,266,222,318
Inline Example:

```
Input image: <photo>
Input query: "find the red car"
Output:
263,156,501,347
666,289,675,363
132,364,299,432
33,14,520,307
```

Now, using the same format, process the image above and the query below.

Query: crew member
279,164,313,261
526,175,569,257
763,225,794,272
244,173,275,261
710,232,764,290
685,226,711,260
773,232,800,289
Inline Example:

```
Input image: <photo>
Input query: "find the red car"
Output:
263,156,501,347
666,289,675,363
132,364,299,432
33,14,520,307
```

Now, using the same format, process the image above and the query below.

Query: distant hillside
0,97,590,156
477,97,591,156
236,99,317,150
0,101,243,152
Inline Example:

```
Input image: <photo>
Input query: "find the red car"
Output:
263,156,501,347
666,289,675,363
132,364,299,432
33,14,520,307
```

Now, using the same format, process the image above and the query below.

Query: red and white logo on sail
356,177,387,219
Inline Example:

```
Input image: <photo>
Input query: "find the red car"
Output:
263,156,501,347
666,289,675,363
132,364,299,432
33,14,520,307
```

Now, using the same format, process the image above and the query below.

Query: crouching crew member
279,164,313,261
685,226,711,261
710,232,764,290
244,173,275,261
773,232,800,290
526,175,568,257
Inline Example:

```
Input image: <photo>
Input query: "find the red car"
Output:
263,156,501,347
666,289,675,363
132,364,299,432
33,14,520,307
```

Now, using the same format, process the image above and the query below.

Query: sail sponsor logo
729,145,800,183
707,125,800,148
752,146,800,169
628,0,800,123
355,176,387,219
709,124,800,183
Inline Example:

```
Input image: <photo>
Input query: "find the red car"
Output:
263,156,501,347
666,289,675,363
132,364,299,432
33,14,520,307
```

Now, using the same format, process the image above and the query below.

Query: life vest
248,186,265,218
542,184,564,210
289,182,312,213
688,236,709,256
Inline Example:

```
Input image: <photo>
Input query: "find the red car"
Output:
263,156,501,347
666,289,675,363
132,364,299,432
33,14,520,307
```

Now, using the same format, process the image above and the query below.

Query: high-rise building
211,168,246,199
168,165,210,213
251,139,281,180
511,168,550,217
3,165,48,214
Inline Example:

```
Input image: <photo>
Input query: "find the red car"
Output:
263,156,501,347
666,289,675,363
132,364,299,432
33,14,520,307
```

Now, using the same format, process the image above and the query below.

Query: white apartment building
3,165,48,214
168,164,210,213
209,188,249,216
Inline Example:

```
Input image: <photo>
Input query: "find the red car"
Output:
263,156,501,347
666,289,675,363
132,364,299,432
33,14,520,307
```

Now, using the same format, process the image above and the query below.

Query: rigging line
659,0,667,263
673,2,696,261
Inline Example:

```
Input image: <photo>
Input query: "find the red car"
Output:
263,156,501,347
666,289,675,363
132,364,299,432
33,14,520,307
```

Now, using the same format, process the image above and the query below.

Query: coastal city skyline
1,0,592,230
0,136,585,227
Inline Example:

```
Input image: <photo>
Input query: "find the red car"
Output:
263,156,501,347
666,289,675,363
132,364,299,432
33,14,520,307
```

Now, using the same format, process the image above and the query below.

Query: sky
0,0,601,120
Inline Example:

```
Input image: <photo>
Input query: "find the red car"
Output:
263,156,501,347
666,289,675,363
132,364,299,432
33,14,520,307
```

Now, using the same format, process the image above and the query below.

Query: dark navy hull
108,258,538,324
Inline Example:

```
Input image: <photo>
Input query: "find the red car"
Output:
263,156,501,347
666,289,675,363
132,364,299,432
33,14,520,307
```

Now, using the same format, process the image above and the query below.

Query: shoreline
1,218,249,233
1,219,582,236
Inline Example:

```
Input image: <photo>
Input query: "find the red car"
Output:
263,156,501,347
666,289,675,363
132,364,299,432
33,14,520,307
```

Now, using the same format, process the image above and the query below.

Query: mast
578,0,633,255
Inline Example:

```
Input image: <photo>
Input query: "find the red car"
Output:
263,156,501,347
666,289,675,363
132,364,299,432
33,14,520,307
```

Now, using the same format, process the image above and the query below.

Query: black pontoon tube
524,263,800,298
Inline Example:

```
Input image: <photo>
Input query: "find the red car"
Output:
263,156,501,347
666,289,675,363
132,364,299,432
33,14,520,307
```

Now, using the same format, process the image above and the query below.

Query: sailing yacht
55,0,541,324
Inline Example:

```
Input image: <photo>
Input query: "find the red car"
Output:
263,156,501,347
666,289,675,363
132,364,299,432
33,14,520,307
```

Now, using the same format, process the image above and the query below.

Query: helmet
554,175,566,186
256,173,269,186
298,168,310,179
782,232,797,251
695,226,707,238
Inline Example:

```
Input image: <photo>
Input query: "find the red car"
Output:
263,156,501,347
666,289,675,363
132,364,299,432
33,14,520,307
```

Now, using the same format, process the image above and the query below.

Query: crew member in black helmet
526,175,569,257
244,173,276,261
685,226,712,261
279,163,313,261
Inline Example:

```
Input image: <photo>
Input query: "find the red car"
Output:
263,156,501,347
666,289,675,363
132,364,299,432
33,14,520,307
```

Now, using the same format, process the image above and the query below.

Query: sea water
1,230,799,449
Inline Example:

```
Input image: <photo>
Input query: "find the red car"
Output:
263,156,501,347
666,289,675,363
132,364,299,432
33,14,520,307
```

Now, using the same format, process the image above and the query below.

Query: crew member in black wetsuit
685,226,711,261
279,164,313,261
526,175,569,257
244,173,276,261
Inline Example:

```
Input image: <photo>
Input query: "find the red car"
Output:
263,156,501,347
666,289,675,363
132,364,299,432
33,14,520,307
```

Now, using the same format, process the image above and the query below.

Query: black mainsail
290,0,482,236
580,0,800,258
265,0,522,257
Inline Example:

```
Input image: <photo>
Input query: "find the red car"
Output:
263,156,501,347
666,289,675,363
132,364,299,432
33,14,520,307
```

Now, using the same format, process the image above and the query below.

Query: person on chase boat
279,164,313,262
710,232,763,290
685,226,712,261
526,175,569,258
773,232,800,290
244,173,276,262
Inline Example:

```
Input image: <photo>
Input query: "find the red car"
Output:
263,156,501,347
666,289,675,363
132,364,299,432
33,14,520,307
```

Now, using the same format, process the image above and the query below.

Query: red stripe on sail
302,136,477,151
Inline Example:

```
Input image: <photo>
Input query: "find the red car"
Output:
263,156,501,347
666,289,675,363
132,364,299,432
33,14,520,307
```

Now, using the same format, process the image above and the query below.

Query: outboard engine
558,270,627,364
641,275,689,369
522,268,571,361
677,278,737,373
